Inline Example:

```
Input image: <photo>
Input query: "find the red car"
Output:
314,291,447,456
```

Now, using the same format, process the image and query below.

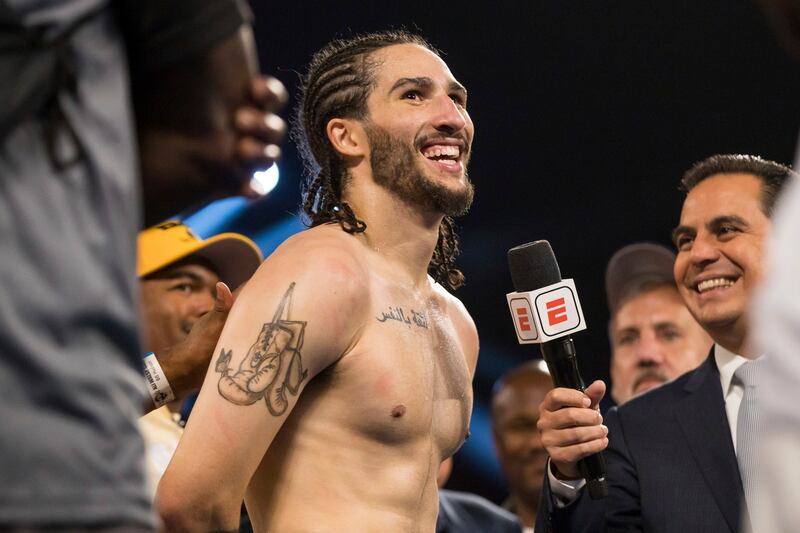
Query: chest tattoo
375,305,429,329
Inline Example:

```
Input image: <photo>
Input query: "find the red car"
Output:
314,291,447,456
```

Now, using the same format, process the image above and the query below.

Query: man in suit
435,457,522,533
535,154,795,532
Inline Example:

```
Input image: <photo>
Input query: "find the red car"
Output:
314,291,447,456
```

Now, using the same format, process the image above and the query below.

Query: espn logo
506,279,587,344
546,297,568,326
508,297,539,342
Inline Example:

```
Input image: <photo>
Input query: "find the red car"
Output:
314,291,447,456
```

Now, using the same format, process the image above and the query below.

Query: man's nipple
390,405,407,418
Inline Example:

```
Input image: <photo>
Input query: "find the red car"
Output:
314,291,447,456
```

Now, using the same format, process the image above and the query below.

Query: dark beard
365,124,474,216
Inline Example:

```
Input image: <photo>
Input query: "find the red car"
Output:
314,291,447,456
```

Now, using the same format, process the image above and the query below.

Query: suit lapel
675,349,743,532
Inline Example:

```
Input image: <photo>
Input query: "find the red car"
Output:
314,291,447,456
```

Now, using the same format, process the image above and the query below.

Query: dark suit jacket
536,350,748,532
437,489,523,533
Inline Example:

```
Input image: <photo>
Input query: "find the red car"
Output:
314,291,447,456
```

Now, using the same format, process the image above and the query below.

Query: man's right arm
156,235,369,531
538,383,648,532
536,381,609,531
538,380,609,481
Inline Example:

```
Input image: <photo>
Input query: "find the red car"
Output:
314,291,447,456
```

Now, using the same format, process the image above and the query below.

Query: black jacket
536,350,747,532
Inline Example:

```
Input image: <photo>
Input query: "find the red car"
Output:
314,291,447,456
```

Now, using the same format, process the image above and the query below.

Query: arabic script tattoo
375,306,428,329
215,282,308,415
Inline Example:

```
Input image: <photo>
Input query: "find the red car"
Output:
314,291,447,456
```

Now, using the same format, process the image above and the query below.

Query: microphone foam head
507,240,562,291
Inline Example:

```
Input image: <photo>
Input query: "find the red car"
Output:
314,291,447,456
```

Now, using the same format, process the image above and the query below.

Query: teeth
697,278,735,293
423,145,460,159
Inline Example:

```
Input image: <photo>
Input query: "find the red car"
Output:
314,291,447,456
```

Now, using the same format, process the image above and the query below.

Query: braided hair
294,30,466,291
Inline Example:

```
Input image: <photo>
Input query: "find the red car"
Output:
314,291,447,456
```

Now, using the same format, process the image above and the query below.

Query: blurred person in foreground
751,1,800,531
536,154,794,532
605,243,712,405
0,1,285,529
158,30,479,532
491,360,553,532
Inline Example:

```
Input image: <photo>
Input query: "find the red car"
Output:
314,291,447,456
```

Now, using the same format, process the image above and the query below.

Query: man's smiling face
672,173,771,344
141,260,220,353
362,43,475,215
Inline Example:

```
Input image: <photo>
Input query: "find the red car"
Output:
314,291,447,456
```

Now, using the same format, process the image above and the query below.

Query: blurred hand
135,25,291,224
537,380,609,479
234,75,289,197
155,282,235,405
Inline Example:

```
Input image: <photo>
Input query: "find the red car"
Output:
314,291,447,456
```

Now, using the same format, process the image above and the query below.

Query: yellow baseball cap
138,221,263,290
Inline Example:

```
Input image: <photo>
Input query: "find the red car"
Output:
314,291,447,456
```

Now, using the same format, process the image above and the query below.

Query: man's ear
326,118,368,159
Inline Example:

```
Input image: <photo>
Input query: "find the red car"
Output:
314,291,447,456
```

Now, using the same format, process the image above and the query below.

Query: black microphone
507,240,608,500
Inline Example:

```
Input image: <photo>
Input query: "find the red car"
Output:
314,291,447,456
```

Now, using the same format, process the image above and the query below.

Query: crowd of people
1,0,799,532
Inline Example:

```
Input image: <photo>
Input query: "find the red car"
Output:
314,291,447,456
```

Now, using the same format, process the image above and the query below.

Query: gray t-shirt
0,0,149,527
0,0,248,526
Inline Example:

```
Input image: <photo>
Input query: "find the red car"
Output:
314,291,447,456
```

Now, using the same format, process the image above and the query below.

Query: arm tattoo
215,282,308,415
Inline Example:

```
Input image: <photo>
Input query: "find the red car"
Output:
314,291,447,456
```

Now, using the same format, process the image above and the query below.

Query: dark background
186,0,800,504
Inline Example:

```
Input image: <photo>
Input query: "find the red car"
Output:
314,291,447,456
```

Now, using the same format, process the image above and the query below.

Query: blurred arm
118,0,287,225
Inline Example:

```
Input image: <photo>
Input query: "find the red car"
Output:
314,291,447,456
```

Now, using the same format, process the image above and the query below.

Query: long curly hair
293,30,466,291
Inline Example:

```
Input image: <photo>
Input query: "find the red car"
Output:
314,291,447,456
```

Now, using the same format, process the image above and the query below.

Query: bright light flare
250,164,280,196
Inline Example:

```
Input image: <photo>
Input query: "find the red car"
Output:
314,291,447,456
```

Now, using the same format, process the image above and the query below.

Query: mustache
632,368,669,392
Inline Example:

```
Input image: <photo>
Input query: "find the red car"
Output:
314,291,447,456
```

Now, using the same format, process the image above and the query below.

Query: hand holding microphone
506,240,608,499
537,376,608,480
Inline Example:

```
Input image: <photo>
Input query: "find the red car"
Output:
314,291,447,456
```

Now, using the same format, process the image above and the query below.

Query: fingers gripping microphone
506,240,608,500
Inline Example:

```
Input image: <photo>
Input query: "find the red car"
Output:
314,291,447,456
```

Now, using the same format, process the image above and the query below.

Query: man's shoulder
430,281,472,322
252,224,369,288
438,489,521,531
277,223,364,257
237,225,372,332
429,281,479,363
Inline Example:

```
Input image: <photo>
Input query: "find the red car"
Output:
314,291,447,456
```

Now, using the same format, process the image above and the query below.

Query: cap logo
154,221,198,242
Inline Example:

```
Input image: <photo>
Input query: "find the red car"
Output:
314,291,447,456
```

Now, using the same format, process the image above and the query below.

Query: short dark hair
680,154,795,216
294,30,466,291
490,360,552,418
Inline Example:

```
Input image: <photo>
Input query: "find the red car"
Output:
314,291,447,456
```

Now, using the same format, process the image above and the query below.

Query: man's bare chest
323,298,473,452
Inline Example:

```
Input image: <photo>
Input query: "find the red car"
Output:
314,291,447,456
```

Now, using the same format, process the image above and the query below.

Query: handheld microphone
506,240,608,500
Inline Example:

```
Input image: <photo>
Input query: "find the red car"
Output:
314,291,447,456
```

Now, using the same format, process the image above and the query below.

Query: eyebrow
148,268,205,283
614,326,639,338
389,77,468,99
390,77,431,93
653,321,680,331
670,225,693,247
671,214,749,246
708,214,749,230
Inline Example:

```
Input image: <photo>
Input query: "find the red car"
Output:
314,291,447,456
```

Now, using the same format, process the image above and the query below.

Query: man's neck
709,320,756,358
343,180,443,288
510,492,538,528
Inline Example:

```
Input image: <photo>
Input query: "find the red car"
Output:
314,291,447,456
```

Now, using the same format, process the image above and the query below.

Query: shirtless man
157,30,478,532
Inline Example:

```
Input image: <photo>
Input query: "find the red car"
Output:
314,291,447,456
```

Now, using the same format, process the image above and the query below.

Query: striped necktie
735,360,763,522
